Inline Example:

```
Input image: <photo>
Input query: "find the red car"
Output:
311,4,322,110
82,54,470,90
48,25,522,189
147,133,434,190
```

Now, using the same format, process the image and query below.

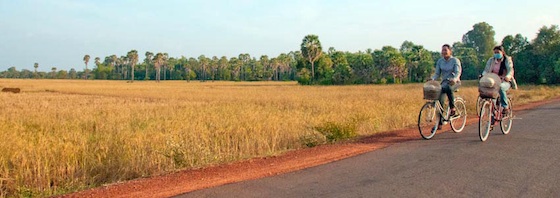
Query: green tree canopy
462,22,497,64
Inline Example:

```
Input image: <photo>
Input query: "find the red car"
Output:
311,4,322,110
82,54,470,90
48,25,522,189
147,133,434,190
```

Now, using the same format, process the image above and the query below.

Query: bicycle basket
423,81,441,100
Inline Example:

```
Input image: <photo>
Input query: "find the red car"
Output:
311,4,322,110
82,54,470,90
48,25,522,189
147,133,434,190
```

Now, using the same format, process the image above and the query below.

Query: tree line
2,22,559,85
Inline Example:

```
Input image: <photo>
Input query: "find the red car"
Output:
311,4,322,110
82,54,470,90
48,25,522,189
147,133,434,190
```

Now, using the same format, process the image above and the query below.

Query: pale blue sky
1,0,559,71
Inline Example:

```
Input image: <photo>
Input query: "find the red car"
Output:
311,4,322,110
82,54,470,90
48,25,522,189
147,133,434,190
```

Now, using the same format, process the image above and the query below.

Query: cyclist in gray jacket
429,44,462,129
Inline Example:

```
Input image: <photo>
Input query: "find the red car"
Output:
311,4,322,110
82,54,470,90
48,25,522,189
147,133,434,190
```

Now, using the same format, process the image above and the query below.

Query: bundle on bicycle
417,80,467,140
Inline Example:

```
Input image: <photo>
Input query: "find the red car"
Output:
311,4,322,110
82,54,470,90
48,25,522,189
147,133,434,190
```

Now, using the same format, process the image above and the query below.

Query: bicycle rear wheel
418,102,439,140
501,98,513,134
450,98,467,133
479,100,492,142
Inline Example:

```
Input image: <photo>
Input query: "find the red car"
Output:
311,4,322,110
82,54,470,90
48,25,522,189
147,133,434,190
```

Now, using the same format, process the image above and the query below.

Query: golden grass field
1,79,559,197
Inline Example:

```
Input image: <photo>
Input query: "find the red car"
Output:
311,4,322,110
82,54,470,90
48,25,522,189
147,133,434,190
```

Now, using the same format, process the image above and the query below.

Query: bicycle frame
419,94,467,140
484,96,511,121
424,100,446,122
427,98,462,123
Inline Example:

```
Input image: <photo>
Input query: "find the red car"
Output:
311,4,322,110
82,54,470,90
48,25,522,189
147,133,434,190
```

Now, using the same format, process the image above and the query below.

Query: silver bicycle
418,91,467,140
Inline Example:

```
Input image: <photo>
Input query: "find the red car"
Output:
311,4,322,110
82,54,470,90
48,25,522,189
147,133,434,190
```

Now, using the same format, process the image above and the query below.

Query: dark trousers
439,81,460,109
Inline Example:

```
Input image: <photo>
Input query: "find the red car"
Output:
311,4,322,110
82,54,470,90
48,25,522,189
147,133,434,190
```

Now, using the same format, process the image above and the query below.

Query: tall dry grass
0,79,559,197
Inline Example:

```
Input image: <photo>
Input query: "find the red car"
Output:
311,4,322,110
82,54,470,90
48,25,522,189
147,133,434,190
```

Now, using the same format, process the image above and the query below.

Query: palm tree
145,51,153,80
94,57,100,66
271,58,280,81
153,53,164,82
218,56,228,80
83,55,90,79
33,62,39,79
211,56,219,81
167,57,177,80
301,34,323,81
110,55,118,79
198,55,209,82
168,59,175,80
163,53,169,80
287,51,298,79
51,67,57,79
127,50,139,82
186,57,198,82
277,53,290,80
260,55,270,79
230,57,241,80
120,55,128,80
238,53,250,80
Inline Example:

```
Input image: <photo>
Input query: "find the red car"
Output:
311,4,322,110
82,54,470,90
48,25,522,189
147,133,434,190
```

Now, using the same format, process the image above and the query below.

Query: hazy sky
1,0,559,71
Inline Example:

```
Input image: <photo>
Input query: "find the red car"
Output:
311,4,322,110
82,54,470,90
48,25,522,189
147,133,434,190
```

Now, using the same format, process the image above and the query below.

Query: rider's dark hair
493,45,507,56
442,44,452,50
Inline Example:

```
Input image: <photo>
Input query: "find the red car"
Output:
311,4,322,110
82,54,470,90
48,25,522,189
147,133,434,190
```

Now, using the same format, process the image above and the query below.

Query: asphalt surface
178,101,560,198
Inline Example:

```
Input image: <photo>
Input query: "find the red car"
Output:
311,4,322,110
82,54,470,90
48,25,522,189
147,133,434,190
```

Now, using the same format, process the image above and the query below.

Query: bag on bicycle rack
479,73,500,98
423,81,441,100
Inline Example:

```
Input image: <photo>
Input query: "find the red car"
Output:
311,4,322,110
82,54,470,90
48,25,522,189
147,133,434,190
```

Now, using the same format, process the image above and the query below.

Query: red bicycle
478,93,513,142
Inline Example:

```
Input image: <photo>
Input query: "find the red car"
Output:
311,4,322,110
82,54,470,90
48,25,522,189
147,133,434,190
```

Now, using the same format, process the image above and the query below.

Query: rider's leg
437,86,449,129
449,83,460,106
499,82,511,108
441,84,454,109
442,83,460,114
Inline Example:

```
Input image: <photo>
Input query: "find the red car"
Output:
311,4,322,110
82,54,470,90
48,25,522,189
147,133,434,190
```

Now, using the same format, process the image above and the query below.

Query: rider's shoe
450,107,457,116
502,107,510,115
434,124,443,130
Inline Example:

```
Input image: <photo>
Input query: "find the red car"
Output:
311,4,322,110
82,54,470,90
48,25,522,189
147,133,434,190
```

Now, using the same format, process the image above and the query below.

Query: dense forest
2,22,560,85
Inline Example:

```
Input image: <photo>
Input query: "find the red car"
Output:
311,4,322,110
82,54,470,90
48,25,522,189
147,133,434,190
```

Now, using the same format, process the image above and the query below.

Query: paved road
178,101,560,198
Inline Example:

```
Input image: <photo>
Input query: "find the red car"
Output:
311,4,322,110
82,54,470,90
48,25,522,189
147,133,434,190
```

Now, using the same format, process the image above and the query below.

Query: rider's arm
452,58,462,82
505,56,514,81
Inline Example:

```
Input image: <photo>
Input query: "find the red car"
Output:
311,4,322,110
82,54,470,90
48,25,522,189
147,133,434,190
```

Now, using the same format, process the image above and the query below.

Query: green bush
300,131,327,148
297,68,312,85
314,121,357,143
378,78,387,84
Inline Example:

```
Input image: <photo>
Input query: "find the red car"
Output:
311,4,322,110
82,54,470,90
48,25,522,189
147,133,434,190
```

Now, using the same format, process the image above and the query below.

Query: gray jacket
432,57,461,82
482,56,518,89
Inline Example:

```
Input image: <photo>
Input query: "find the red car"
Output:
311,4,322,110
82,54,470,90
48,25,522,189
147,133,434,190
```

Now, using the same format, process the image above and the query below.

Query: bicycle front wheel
476,96,483,118
418,102,439,140
501,98,513,134
450,98,467,133
479,100,492,142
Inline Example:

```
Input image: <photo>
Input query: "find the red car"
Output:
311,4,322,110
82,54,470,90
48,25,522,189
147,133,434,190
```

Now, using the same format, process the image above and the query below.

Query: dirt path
59,97,560,198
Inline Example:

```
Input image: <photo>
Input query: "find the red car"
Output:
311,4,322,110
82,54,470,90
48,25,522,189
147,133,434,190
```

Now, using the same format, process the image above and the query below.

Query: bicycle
418,82,467,140
478,92,513,142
